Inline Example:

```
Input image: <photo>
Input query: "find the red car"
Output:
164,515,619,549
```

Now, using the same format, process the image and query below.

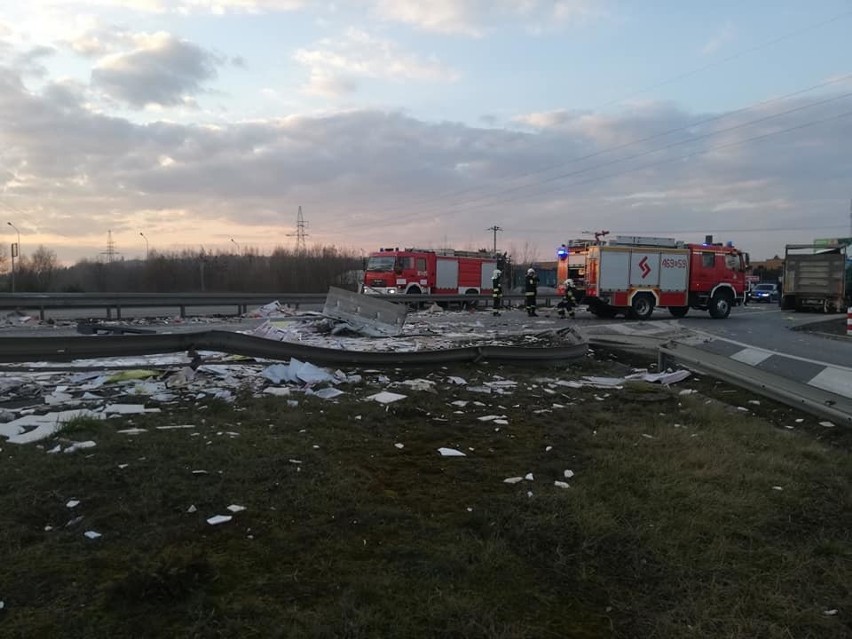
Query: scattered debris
83,530,102,540
366,391,407,404
206,515,232,525
438,447,466,457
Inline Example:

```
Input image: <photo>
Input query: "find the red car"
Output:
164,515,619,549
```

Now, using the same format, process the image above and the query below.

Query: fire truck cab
362,247,498,297
580,235,749,320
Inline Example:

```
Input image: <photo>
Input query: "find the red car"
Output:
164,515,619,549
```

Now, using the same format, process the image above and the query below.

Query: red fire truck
362,247,499,297
574,235,749,320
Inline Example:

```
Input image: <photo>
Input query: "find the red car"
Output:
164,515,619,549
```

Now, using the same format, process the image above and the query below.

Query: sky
1,0,851,265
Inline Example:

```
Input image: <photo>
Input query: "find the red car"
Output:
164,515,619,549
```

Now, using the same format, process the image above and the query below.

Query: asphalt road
2,300,850,369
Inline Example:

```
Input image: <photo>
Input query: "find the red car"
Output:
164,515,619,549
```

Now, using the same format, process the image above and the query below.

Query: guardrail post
180,305,186,319
847,307,851,337
116,305,122,320
106,307,112,320
39,306,45,322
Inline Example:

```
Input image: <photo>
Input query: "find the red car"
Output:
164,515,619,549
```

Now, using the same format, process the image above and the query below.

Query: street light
7,221,20,293
230,238,240,255
140,232,149,259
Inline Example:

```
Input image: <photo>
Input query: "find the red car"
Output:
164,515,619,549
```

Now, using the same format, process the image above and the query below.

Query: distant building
749,255,784,281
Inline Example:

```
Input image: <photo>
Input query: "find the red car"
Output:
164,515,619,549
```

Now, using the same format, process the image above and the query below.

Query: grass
0,355,850,638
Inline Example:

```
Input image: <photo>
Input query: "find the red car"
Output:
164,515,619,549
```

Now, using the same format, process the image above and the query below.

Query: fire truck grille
370,279,387,287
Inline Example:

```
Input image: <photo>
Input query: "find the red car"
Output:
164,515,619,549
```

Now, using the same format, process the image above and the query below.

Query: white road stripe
689,329,852,372
730,348,774,366
808,368,852,399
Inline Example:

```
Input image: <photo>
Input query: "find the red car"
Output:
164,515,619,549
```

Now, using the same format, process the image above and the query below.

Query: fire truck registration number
661,258,688,269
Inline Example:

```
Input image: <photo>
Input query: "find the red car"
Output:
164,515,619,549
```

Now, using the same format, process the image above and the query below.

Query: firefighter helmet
564,278,574,288
492,268,501,278
527,268,535,275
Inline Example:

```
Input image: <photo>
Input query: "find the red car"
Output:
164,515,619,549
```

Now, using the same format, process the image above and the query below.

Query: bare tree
19,245,59,291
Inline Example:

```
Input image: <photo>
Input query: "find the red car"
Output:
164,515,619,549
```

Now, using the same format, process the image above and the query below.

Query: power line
593,7,852,110
320,77,852,235
525,223,850,237
315,7,852,232
469,106,852,213
419,91,852,217
323,91,852,231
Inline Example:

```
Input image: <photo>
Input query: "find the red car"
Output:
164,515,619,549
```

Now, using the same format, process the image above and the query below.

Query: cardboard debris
207,515,232,525
365,391,407,404
64,441,96,453
438,447,466,457
626,370,691,385
0,409,104,445
310,387,345,400
226,504,246,513
104,404,147,415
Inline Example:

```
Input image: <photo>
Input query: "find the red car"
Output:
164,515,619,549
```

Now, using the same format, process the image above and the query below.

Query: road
2,299,850,367
654,304,852,369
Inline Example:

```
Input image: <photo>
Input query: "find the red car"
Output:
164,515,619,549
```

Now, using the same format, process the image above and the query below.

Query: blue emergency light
556,245,569,260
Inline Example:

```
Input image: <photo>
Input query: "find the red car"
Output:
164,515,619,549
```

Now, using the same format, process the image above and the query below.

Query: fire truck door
599,250,630,290
480,262,493,289
658,253,689,291
629,252,661,287
436,259,459,289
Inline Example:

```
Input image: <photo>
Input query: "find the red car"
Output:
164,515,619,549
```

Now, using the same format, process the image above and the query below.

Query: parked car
749,282,779,303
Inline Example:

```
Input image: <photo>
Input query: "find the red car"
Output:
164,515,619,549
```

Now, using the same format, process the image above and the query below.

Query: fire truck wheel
629,294,655,321
668,306,689,318
708,291,733,319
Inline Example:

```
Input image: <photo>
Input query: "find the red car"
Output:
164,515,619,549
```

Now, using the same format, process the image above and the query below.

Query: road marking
730,348,774,366
808,368,852,399
688,329,852,372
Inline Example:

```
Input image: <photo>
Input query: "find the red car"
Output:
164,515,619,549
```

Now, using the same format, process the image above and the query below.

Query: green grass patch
0,359,849,638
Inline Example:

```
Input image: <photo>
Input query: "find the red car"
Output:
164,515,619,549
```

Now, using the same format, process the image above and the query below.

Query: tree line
0,245,363,293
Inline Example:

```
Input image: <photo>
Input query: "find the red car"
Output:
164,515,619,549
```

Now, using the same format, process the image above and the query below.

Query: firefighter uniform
524,268,539,316
558,279,577,319
491,269,503,316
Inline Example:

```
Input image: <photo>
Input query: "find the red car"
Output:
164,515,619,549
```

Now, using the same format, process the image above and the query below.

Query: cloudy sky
1,0,851,264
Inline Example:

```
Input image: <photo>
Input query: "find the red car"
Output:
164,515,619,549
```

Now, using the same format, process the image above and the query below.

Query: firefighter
557,278,577,319
491,268,503,316
524,268,539,317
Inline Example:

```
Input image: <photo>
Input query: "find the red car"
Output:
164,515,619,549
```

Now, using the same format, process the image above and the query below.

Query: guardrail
588,333,851,425
0,329,588,366
0,292,564,320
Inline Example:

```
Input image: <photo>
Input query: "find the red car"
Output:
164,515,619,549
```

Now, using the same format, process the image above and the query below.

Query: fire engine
556,239,595,299
567,235,749,320
362,247,499,297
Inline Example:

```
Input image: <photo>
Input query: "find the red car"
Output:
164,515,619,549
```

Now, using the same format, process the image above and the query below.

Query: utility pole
286,206,309,252
486,225,503,253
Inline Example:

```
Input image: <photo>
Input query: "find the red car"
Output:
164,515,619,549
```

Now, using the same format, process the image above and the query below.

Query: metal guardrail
588,333,851,425
657,341,852,425
0,292,563,320
0,329,587,366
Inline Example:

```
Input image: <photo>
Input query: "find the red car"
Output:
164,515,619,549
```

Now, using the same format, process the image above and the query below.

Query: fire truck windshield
366,256,397,272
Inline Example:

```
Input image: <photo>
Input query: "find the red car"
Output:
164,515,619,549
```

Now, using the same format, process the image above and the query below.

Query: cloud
31,0,309,14
1,65,850,262
365,0,603,35
90,32,225,108
294,29,460,97
701,22,735,55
